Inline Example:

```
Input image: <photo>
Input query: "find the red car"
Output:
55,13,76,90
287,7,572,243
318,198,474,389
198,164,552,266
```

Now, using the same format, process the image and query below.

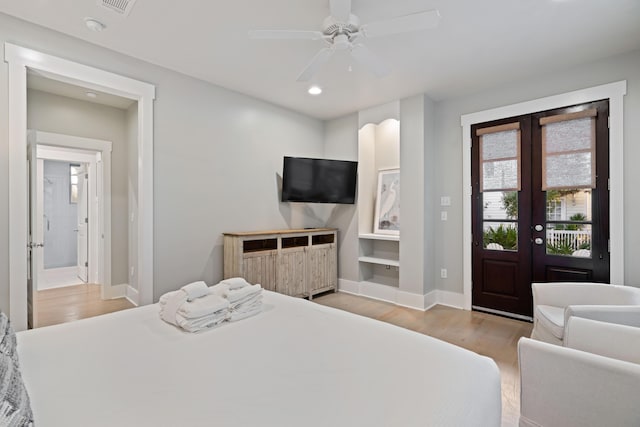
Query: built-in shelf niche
357,118,400,288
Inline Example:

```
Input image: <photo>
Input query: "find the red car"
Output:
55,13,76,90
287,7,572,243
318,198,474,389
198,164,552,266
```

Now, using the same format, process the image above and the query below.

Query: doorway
27,133,112,328
470,100,610,318
39,159,89,289
6,43,155,332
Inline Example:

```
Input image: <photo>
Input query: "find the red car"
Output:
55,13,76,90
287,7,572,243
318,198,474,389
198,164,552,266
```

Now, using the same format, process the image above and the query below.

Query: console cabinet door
242,250,277,292
307,243,337,294
277,248,306,297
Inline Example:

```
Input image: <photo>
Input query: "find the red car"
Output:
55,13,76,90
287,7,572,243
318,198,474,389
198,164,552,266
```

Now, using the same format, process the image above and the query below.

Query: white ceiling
2,0,640,120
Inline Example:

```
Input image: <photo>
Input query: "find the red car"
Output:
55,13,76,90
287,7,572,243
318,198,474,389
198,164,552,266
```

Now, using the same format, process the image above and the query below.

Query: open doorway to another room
40,159,89,290
26,74,139,328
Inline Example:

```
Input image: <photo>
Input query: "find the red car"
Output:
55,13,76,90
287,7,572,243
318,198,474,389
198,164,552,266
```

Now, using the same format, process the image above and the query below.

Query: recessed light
86,92,98,98
308,85,322,96
84,17,106,32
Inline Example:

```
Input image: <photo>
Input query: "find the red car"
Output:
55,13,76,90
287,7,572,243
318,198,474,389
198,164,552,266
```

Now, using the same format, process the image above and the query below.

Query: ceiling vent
97,0,138,16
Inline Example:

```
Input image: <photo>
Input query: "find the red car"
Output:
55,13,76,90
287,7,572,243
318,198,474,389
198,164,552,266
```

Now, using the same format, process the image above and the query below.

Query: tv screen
281,156,357,204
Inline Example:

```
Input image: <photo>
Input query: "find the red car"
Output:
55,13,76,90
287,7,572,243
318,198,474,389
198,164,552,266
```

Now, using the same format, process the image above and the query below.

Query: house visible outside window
546,198,562,221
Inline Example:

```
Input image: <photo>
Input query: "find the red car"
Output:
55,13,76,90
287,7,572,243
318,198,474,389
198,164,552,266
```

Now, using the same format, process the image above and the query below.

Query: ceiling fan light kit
249,0,440,82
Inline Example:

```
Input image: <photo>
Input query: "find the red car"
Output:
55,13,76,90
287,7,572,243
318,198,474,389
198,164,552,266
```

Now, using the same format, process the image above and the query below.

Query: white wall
0,13,326,313
433,49,640,294
27,89,129,286
321,49,640,304
323,114,359,282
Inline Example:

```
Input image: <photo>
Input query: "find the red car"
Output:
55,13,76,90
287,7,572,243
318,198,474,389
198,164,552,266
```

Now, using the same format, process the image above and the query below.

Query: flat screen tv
281,156,357,204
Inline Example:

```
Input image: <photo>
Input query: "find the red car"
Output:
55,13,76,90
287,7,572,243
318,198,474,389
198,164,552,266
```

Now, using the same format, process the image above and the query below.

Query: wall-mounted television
281,156,357,204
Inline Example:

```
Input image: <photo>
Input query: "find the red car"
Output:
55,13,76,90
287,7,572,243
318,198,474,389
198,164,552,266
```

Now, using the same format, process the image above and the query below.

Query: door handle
534,238,544,245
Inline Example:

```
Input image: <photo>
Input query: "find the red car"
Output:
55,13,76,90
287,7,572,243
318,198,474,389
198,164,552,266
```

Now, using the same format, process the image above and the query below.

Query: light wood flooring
36,283,135,328
313,292,533,427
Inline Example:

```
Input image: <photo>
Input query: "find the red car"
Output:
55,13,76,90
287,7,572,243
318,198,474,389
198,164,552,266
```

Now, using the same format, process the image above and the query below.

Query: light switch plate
440,196,451,206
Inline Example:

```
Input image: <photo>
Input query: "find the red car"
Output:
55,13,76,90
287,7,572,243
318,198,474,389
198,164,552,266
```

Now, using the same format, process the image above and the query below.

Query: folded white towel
229,305,262,322
208,283,229,296
181,281,209,301
159,290,188,326
224,284,262,303
177,293,229,319
219,277,251,290
175,311,228,332
231,296,262,313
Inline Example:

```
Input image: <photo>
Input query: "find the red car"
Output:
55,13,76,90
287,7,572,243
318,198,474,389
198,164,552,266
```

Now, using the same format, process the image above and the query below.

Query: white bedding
16,291,501,426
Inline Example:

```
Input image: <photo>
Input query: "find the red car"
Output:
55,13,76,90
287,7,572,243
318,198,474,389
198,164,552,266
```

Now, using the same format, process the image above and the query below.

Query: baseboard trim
338,279,465,311
103,283,127,300
125,285,140,306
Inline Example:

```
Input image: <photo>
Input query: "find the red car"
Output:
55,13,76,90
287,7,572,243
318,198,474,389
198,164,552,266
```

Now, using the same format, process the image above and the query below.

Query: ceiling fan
249,0,441,82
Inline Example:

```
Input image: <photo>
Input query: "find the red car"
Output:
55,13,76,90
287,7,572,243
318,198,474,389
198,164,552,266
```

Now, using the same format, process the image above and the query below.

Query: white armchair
519,317,640,427
530,282,640,345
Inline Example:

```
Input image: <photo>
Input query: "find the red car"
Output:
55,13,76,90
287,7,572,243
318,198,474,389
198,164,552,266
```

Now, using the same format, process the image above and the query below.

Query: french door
471,100,610,318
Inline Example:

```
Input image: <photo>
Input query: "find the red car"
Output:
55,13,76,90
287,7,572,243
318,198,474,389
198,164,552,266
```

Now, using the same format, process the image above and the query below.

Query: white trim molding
460,81,627,311
126,286,140,306
338,279,465,311
5,43,156,331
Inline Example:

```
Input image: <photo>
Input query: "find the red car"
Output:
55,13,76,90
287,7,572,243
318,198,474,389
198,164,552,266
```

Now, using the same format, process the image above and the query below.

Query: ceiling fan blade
361,9,441,38
249,30,325,40
297,48,334,82
329,0,352,22
350,44,390,78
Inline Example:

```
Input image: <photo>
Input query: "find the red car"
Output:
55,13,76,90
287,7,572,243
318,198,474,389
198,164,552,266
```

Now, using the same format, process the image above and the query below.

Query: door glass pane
480,129,521,192
545,189,592,221
546,224,592,258
545,152,592,188
542,116,595,190
545,188,592,257
483,222,518,251
483,191,518,220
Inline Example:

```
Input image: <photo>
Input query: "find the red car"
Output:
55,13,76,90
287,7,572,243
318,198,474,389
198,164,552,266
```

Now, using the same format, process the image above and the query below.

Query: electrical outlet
440,268,448,279
440,196,451,206
130,266,135,277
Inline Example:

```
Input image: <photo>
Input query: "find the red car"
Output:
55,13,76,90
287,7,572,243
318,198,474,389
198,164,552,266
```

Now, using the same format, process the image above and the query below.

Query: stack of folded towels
159,281,229,333
158,277,262,332
210,277,263,322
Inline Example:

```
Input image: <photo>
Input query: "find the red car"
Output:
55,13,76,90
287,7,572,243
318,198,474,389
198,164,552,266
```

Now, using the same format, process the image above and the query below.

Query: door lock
534,224,544,232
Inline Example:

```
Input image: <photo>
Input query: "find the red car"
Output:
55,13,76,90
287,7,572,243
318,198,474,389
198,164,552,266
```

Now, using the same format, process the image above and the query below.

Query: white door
27,141,40,329
76,164,89,283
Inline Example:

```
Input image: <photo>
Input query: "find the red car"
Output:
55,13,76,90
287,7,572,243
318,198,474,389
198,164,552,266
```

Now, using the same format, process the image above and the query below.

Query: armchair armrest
532,282,640,308
564,305,640,329
518,337,640,427
564,317,640,364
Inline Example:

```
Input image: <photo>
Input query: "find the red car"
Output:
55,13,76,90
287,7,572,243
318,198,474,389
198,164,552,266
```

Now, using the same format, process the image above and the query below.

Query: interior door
471,100,610,318
75,164,89,283
27,141,40,329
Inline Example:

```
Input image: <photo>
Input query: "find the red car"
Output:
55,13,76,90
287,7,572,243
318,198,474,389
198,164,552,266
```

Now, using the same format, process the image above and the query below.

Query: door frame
6,43,156,331
33,133,111,291
461,81,627,311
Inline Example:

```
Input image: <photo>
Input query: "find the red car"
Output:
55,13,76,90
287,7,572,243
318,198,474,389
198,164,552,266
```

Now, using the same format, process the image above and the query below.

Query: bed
15,291,501,426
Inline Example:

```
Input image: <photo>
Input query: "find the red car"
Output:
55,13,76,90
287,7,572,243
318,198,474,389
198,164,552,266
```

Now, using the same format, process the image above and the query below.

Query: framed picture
373,168,400,235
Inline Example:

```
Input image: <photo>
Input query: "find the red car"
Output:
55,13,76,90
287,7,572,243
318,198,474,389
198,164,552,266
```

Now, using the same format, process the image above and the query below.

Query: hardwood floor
36,284,135,328
313,292,533,427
